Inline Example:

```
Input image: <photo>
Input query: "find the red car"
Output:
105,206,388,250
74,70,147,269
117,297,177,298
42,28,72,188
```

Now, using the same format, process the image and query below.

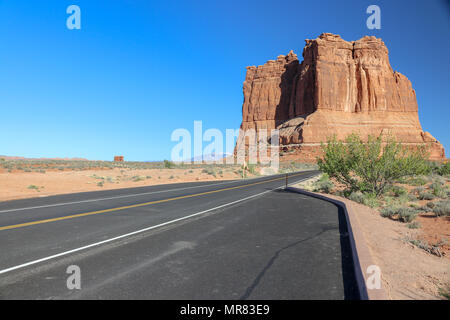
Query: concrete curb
287,187,389,300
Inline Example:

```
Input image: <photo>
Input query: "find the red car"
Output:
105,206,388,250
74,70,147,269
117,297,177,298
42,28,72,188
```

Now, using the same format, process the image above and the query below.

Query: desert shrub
438,287,450,300
436,161,450,176
407,193,417,201
418,191,435,200
395,176,408,184
431,175,445,185
432,200,450,217
426,202,435,209
429,181,447,199
362,193,380,208
334,190,345,197
403,236,444,257
407,221,421,229
349,191,365,204
163,159,175,169
434,189,448,199
391,185,407,197
313,174,334,193
406,175,427,186
397,207,418,222
247,164,257,175
380,206,418,222
317,134,429,196
412,186,425,194
27,185,39,190
380,207,397,218
415,187,435,200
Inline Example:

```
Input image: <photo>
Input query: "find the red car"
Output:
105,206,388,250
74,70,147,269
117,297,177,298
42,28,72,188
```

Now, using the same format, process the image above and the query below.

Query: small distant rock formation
236,33,446,161
114,156,124,162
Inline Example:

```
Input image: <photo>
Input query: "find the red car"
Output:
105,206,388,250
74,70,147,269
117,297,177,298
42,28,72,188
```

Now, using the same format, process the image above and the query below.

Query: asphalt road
0,171,359,299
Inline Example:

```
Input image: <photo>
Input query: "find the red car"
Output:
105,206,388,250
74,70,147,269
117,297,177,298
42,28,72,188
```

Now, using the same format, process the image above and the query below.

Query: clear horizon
1,0,449,161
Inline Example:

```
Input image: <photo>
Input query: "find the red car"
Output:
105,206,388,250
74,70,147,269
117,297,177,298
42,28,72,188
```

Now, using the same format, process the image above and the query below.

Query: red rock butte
235,33,446,161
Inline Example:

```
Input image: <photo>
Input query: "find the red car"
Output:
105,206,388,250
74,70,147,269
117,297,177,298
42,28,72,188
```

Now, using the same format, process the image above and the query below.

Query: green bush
380,207,397,218
362,193,380,208
313,174,334,193
349,191,365,204
407,221,421,229
317,134,429,196
436,162,450,176
397,207,418,222
418,191,435,200
412,186,425,194
426,202,435,209
432,200,450,217
391,185,407,197
380,206,418,222
429,181,447,199
163,159,175,169
406,176,427,186
247,164,257,175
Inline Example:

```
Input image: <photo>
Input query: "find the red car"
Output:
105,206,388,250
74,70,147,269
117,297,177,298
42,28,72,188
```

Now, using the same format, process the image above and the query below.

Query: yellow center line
0,173,306,231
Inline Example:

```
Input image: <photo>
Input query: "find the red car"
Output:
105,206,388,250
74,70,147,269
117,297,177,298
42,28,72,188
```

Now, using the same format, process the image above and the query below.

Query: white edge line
0,175,312,275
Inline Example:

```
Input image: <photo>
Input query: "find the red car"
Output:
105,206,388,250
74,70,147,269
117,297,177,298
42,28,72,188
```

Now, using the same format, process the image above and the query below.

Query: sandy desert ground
0,166,243,202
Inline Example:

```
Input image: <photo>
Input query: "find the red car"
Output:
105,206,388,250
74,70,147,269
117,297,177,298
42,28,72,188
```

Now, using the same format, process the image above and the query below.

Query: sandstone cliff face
237,33,446,161
241,51,299,132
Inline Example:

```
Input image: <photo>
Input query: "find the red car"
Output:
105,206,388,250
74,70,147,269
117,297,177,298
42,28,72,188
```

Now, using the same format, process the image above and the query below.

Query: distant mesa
235,33,446,161
114,156,124,162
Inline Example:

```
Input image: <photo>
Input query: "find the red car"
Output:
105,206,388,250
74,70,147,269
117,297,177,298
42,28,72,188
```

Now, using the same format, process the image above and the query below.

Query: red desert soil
416,213,450,258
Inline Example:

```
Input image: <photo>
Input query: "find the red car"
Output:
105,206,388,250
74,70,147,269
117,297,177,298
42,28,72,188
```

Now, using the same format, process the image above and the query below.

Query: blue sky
0,0,448,161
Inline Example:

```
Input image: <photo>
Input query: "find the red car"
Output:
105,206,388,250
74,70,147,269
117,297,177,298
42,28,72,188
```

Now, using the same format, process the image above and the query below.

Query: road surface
0,171,359,299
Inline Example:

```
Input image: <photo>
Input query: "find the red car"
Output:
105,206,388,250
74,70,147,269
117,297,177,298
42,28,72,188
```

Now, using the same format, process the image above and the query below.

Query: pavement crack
240,228,333,300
